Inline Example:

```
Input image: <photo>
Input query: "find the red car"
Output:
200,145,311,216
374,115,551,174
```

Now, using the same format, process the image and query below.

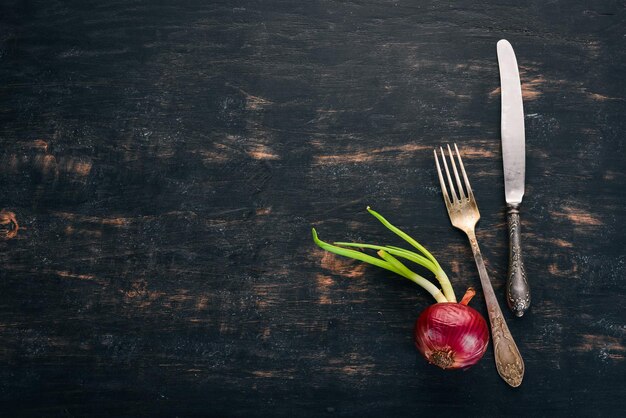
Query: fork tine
434,149,452,208
447,144,466,200
454,143,474,200
439,146,458,203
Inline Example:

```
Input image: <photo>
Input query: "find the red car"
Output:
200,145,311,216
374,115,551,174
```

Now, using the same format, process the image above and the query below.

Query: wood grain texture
1,0,625,416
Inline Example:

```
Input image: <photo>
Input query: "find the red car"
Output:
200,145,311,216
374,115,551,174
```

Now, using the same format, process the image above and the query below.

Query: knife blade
497,39,530,317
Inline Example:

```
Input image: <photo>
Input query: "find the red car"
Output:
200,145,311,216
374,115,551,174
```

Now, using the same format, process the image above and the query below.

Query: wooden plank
1,0,625,416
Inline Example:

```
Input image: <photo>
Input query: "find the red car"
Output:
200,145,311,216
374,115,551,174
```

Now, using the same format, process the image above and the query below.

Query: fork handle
467,231,524,387
506,204,530,317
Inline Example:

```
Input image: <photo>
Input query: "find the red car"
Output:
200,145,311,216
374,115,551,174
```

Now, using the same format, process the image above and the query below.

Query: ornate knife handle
468,232,524,387
506,204,530,317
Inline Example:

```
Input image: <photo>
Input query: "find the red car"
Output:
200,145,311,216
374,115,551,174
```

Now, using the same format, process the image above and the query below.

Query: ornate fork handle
468,231,524,387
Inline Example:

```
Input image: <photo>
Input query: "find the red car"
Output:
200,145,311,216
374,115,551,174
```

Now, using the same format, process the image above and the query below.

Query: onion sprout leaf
312,207,457,303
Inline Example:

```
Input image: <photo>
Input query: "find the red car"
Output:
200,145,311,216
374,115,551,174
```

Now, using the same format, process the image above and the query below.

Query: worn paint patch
122,280,166,307
576,334,625,361
316,273,334,305
59,157,93,176
198,148,232,163
247,144,280,160
33,154,58,176
556,206,603,227
260,327,271,341
0,139,93,180
30,139,50,151
195,295,209,310
554,239,574,249
548,260,578,277
489,75,545,101
255,207,272,216
317,249,367,278
521,76,545,100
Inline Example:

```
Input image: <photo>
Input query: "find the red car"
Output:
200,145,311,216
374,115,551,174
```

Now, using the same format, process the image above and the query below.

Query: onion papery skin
414,303,489,370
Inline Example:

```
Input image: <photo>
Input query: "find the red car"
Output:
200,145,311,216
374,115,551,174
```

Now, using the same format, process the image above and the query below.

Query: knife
497,39,530,317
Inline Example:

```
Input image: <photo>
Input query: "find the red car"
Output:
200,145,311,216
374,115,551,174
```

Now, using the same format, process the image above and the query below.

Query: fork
434,144,524,387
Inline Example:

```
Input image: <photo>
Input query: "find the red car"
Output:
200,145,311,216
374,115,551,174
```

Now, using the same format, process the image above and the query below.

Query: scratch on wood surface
455,62,493,72
219,322,234,334
245,94,273,111
456,146,496,159
324,353,378,376
0,265,108,285
322,364,376,376
603,171,620,180
167,291,194,303
252,369,296,379
53,270,109,286
196,135,242,163
586,92,622,101
56,270,97,281
585,40,601,58
64,225,103,238
253,283,281,310
53,212,133,227
227,84,273,111
47,337,70,348
314,144,430,165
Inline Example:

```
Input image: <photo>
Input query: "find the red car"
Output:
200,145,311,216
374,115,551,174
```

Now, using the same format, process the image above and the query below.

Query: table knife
497,39,530,317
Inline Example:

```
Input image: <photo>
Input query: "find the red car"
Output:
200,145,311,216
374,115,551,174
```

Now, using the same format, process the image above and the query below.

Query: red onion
414,288,489,370
312,208,491,371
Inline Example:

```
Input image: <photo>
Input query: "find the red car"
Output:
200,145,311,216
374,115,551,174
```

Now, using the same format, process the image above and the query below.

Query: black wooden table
1,1,625,417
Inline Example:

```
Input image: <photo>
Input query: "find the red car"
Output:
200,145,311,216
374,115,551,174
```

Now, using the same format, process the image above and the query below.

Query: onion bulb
414,288,489,369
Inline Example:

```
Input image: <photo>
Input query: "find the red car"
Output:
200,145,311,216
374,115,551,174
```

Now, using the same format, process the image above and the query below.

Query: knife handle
506,204,530,317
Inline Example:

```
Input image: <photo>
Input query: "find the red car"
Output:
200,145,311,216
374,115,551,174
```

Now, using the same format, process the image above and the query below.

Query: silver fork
434,144,524,387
